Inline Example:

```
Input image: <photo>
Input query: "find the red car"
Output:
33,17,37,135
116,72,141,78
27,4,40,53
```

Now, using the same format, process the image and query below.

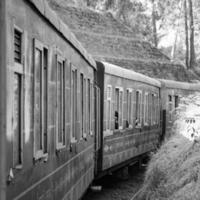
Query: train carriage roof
27,0,96,69
160,79,200,91
103,62,161,88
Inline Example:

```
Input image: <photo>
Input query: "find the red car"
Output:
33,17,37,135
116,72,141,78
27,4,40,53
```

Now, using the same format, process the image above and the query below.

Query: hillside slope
48,0,200,82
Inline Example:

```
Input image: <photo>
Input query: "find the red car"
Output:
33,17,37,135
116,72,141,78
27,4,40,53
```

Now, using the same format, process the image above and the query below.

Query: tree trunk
188,0,195,68
0,0,7,199
171,31,178,61
116,0,126,20
152,0,157,47
184,0,189,68
171,0,184,61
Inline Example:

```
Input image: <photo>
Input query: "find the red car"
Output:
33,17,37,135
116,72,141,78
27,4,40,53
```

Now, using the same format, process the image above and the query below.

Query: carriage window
115,88,119,129
90,83,93,135
115,88,123,130
144,92,149,125
92,84,95,134
156,94,160,124
154,94,157,124
34,48,42,154
71,68,77,142
14,29,22,63
148,93,151,125
135,91,142,127
80,73,84,138
34,39,48,159
87,79,91,134
154,94,159,125
57,58,65,148
106,86,112,130
175,95,179,108
13,27,24,167
43,49,48,152
119,90,123,129
96,87,101,149
150,94,154,125
152,94,156,125
126,89,132,128
84,78,87,137
168,95,173,121
13,73,22,167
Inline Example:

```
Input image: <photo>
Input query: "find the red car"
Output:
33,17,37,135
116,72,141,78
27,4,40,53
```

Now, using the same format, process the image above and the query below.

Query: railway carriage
0,0,99,199
160,79,200,139
95,61,162,175
1,0,200,199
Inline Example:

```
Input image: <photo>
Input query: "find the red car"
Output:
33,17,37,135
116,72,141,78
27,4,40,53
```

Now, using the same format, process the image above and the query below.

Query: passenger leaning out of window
115,111,119,129
135,118,139,126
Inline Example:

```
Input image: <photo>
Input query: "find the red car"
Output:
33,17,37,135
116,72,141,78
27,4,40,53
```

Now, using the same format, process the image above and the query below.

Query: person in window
115,111,119,129
135,118,139,126
126,120,129,128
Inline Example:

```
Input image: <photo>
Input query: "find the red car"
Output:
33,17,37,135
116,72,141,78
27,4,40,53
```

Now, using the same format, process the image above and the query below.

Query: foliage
135,93,200,200
54,0,200,66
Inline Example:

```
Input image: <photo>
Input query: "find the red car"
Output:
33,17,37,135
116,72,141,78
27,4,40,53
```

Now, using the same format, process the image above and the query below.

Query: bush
137,134,200,200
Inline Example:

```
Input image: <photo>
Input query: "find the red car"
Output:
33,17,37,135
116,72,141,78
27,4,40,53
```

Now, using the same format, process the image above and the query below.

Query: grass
136,134,200,200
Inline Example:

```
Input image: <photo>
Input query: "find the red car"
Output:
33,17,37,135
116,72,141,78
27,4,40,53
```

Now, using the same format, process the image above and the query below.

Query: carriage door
94,86,101,174
161,110,166,142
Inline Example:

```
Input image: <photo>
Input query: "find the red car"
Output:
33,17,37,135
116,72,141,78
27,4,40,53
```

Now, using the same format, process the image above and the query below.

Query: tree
188,0,195,68
184,0,195,69
184,0,189,68
151,0,158,47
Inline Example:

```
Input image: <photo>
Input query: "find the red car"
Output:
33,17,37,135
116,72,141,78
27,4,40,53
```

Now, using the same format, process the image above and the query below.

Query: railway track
129,187,143,200
82,166,145,200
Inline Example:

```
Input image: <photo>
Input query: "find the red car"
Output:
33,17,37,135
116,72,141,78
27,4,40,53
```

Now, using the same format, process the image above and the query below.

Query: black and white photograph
1,0,200,199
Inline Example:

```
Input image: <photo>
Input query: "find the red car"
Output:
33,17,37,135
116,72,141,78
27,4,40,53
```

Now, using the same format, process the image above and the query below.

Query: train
0,0,200,199
160,79,200,139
